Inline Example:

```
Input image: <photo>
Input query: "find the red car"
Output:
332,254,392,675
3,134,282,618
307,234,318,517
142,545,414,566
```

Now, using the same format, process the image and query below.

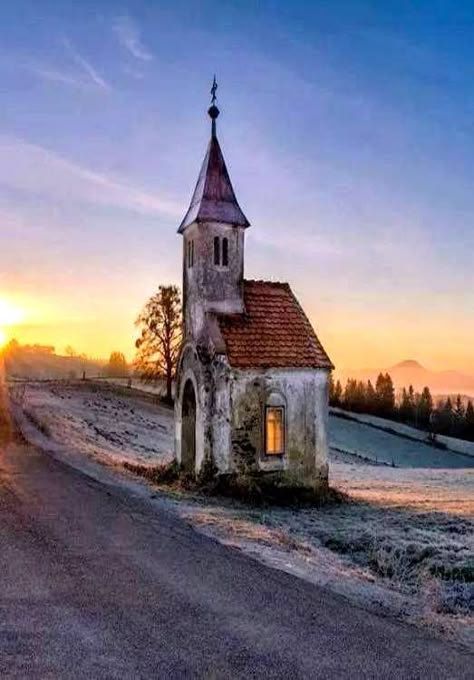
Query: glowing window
222,237,229,266
265,406,285,455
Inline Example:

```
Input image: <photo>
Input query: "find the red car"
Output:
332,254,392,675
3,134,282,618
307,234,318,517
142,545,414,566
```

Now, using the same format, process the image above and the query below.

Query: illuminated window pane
266,407,285,455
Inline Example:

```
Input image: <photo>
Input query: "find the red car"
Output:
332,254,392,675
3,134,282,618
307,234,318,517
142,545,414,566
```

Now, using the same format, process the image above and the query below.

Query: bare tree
134,285,182,402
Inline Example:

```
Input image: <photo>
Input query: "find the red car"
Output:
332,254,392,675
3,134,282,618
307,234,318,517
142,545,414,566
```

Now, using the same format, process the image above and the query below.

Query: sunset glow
0,299,24,327
0,298,25,350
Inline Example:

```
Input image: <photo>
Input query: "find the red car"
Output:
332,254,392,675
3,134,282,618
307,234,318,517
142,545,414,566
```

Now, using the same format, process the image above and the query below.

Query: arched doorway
181,379,196,473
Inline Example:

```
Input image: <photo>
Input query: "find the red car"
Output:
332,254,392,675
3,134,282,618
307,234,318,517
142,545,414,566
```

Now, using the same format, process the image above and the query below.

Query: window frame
264,405,286,457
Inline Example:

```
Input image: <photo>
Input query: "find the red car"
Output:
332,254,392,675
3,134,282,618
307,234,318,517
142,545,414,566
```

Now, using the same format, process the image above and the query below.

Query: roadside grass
23,407,51,437
122,459,346,507
121,461,473,618
123,459,473,622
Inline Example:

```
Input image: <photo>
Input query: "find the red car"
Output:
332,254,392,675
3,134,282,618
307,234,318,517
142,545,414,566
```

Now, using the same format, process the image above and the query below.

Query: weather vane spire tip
208,75,220,135
210,75,218,104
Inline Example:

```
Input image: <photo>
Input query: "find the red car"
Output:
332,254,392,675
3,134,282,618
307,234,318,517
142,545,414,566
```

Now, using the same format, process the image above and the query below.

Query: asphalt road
0,439,472,678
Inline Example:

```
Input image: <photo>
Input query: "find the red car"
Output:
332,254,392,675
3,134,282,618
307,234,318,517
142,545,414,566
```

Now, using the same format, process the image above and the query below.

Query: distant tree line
329,373,474,442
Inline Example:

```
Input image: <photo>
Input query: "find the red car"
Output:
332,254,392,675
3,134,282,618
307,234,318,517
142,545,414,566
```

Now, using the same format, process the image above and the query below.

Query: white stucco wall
228,367,330,486
175,342,330,487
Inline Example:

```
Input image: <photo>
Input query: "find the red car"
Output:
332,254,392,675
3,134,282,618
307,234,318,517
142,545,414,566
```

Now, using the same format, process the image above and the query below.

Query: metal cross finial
210,75,218,105
208,75,220,137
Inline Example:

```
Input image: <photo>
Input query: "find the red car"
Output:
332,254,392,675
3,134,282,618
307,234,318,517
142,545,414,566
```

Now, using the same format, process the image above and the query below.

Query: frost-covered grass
100,376,174,399
9,380,174,467
331,407,474,459
10,380,474,648
330,411,474,468
175,457,473,647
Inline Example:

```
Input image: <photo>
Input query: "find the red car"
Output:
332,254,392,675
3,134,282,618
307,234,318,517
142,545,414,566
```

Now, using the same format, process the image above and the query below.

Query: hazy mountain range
338,360,474,398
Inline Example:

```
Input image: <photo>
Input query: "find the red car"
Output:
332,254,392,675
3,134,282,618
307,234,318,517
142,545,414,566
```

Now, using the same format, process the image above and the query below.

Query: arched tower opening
181,379,197,473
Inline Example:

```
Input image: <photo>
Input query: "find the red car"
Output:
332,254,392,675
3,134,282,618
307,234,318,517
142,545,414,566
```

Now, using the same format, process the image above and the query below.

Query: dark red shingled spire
178,78,250,233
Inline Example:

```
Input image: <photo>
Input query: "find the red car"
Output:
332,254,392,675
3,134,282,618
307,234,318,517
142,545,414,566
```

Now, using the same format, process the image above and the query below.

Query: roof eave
178,214,251,234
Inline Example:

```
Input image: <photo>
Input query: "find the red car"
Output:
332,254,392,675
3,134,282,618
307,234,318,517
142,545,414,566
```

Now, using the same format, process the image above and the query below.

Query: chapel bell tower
178,78,250,339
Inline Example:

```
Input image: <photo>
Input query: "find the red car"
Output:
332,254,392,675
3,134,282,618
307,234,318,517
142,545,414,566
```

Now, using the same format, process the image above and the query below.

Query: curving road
0,435,472,677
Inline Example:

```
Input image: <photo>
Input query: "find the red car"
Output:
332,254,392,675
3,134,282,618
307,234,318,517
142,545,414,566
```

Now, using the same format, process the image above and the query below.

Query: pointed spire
178,79,250,233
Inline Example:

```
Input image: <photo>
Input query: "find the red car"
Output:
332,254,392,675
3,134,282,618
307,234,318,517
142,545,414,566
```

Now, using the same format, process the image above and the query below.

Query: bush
122,459,344,507
123,460,180,484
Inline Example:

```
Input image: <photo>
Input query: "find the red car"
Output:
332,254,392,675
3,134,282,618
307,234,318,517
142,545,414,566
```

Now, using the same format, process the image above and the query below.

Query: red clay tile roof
216,280,333,370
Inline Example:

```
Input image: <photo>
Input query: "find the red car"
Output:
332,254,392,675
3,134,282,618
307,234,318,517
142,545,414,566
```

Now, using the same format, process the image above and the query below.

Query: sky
0,0,473,372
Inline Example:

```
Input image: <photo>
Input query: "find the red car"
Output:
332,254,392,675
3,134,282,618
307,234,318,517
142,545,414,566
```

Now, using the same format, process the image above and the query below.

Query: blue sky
1,0,473,369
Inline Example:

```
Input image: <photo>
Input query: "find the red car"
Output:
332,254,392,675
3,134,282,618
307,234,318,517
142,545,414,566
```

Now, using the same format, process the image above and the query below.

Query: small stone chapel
174,84,333,490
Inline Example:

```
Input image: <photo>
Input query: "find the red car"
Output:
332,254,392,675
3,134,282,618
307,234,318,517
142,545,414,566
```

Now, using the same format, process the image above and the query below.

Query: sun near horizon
0,298,25,348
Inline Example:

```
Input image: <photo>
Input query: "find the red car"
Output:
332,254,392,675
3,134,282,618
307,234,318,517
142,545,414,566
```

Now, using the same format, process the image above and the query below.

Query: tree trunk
166,373,173,404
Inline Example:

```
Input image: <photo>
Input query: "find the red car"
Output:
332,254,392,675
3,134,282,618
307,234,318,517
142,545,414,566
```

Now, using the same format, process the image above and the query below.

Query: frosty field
9,379,174,467
331,407,474,460
9,380,474,648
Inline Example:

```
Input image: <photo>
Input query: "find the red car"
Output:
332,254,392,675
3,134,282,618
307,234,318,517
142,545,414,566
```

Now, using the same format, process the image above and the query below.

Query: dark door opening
181,379,196,473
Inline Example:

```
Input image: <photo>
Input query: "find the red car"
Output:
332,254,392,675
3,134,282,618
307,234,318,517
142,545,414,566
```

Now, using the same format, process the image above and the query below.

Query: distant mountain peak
392,359,426,370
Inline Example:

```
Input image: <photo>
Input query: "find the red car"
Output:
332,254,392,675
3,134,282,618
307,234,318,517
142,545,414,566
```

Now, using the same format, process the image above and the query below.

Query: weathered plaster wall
175,343,233,475
210,356,233,473
175,352,329,486
182,222,245,340
229,368,330,488
175,343,212,474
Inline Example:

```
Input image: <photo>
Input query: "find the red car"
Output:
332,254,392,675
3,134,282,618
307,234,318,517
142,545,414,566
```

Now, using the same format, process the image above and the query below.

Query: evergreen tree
328,372,336,405
438,397,454,435
353,381,367,413
454,394,465,421
408,385,416,423
465,401,474,441
328,374,343,407
343,379,358,411
417,386,433,427
399,387,411,422
366,380,376,414
375,373,395,417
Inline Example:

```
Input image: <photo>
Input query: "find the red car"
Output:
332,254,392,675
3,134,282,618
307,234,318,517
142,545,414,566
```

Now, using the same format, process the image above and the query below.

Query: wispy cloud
20,60,89,89
113,16,153,61
62,38,110,91
9,38,111,92
122,64,144,80
0,135,181,218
